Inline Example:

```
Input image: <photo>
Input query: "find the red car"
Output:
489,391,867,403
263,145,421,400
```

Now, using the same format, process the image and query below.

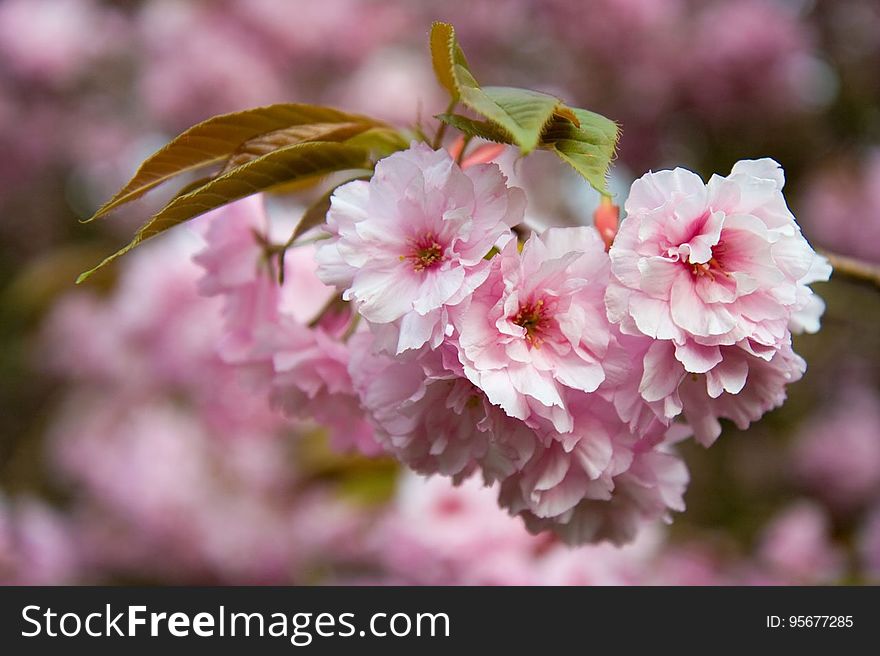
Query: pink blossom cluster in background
793,381,880,510
23,234,376,584
371,473,848,585
0,494,79,585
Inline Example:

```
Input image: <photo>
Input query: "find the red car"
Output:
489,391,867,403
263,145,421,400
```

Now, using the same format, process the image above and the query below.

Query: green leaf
436,113,513,144
466,86,561,154
438,107,619,196
86,104,385,222
77,142,369,283
429,23,562,154
430,23,619,193
542,107,620,196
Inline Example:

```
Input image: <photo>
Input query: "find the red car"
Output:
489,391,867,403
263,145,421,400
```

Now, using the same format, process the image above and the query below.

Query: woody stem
821,250,880,290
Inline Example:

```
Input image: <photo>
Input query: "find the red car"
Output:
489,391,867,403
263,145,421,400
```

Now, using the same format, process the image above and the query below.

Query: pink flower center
689,257,722,280
512,298,551,348
403,233,445,272
686,243,731,282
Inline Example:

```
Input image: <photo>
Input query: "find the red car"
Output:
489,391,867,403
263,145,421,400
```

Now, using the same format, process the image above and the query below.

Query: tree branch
822,250,880,290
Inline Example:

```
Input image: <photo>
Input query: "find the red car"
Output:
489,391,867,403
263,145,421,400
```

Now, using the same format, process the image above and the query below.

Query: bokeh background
2,0,880,585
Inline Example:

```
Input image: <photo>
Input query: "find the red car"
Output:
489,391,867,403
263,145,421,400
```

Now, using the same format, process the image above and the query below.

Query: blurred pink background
1,0,879,585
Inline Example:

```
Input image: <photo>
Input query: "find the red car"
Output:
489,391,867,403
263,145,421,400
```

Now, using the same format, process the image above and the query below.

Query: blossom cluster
193,142,829,545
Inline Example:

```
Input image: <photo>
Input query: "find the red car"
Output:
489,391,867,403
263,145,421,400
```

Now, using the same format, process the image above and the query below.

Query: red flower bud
594,196,619,251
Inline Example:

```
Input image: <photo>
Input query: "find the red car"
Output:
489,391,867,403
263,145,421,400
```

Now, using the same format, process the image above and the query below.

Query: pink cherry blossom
193,196,281,367
453,226,627,433
608,158,829,354
638,339,806,446
501,435,688,546
349,336,525,478
42,232,284,440
41,225,378,583
495,393,641,524
45,232,218,389
193,195,333,365
606,159,827,443
316,142,526,353
269,321,381,456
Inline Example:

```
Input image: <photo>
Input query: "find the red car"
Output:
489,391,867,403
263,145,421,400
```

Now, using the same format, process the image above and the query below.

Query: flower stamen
689,256,731,281
513,298,550,348
402,232,445,272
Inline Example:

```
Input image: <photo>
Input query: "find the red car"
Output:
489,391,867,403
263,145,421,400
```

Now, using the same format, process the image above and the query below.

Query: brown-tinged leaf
86,104,385,221
77,142,369,283
221,122,371,173
343,127,410,158
430,21,462,99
